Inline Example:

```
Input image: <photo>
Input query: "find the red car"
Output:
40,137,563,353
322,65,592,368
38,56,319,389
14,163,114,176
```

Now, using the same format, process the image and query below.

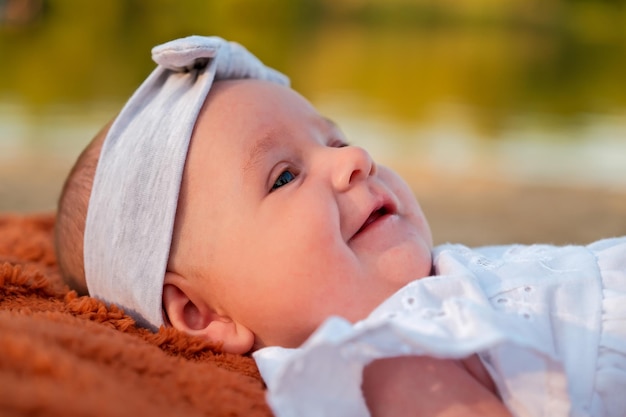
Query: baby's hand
362,355,511,417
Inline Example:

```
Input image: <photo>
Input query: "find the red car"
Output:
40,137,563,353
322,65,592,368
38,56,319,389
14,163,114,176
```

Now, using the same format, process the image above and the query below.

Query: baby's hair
55,121,111,295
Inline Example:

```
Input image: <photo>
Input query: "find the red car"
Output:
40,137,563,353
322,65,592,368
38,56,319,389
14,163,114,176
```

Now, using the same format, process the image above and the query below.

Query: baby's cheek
382,169,431,239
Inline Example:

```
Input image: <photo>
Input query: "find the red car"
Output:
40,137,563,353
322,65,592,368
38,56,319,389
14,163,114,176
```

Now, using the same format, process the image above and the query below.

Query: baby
55,36,626,417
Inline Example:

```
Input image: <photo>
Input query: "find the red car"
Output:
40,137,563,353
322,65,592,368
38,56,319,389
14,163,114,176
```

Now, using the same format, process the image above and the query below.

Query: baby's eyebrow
242,117,339,174
243,134,279,174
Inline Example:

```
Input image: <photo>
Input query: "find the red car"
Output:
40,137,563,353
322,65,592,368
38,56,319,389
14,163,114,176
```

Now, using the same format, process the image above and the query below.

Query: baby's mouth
355,204,392,236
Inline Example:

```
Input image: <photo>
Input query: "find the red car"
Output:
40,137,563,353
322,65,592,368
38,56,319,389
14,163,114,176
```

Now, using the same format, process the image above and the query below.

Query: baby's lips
350,191,397,241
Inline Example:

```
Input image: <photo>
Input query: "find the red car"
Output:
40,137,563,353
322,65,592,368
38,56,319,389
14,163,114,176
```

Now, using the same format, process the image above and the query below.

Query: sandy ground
1,153,625,247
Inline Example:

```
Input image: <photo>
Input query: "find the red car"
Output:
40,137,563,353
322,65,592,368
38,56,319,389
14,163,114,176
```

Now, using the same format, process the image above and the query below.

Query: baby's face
173,79,432,348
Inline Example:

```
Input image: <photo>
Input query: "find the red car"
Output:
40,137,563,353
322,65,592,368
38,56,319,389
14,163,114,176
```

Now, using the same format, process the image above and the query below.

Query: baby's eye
271,170,296,191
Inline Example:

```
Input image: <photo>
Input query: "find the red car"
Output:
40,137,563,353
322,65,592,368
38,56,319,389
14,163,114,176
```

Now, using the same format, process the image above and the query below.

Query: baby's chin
379,240,433,286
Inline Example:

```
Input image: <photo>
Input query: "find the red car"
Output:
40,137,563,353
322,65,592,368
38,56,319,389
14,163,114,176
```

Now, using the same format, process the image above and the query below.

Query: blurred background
1,0,625,245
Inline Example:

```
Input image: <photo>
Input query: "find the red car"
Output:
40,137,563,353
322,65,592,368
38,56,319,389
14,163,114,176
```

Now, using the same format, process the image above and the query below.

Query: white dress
254,237,626,417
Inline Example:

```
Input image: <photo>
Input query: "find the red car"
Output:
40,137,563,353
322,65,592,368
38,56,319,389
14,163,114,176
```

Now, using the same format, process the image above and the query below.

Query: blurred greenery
0,0,625,138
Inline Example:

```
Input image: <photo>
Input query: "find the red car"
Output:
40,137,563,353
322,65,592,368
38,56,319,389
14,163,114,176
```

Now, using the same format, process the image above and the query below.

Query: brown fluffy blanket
0,213,273,417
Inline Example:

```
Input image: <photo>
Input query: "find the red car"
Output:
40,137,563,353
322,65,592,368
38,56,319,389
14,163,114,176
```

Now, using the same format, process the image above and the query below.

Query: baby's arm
362,355,512,417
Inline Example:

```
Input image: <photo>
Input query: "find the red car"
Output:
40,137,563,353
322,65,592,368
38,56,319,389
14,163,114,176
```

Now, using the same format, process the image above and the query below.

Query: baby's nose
331,146,377,192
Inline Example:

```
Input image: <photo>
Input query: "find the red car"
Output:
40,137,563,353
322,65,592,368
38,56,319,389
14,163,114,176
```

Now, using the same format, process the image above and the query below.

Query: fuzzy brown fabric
0,213,273,417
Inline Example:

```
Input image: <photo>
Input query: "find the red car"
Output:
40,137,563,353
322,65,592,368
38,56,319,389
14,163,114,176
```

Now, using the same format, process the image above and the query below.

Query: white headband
84,36,289,330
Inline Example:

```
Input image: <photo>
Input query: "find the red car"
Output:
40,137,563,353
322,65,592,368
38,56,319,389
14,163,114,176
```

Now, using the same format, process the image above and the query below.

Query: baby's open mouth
356,204,392,236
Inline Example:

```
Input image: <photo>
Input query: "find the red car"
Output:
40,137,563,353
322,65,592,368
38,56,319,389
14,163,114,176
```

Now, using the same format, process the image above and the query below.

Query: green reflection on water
0,0,625,139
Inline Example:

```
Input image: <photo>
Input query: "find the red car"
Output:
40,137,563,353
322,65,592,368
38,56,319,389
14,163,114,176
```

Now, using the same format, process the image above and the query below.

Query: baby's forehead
199,78,333,126
186,80,347,186
193,79,336,145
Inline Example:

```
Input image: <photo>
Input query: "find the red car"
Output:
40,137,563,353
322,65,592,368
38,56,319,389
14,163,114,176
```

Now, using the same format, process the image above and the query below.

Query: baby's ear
162,272,255,354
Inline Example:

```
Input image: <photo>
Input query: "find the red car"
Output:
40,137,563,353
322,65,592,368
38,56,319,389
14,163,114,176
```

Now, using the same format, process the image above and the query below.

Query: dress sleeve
254,272,571,417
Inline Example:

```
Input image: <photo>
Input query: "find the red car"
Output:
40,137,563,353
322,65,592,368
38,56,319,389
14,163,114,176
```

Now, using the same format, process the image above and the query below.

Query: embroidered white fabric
84,36,289,330
254,237,626,417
